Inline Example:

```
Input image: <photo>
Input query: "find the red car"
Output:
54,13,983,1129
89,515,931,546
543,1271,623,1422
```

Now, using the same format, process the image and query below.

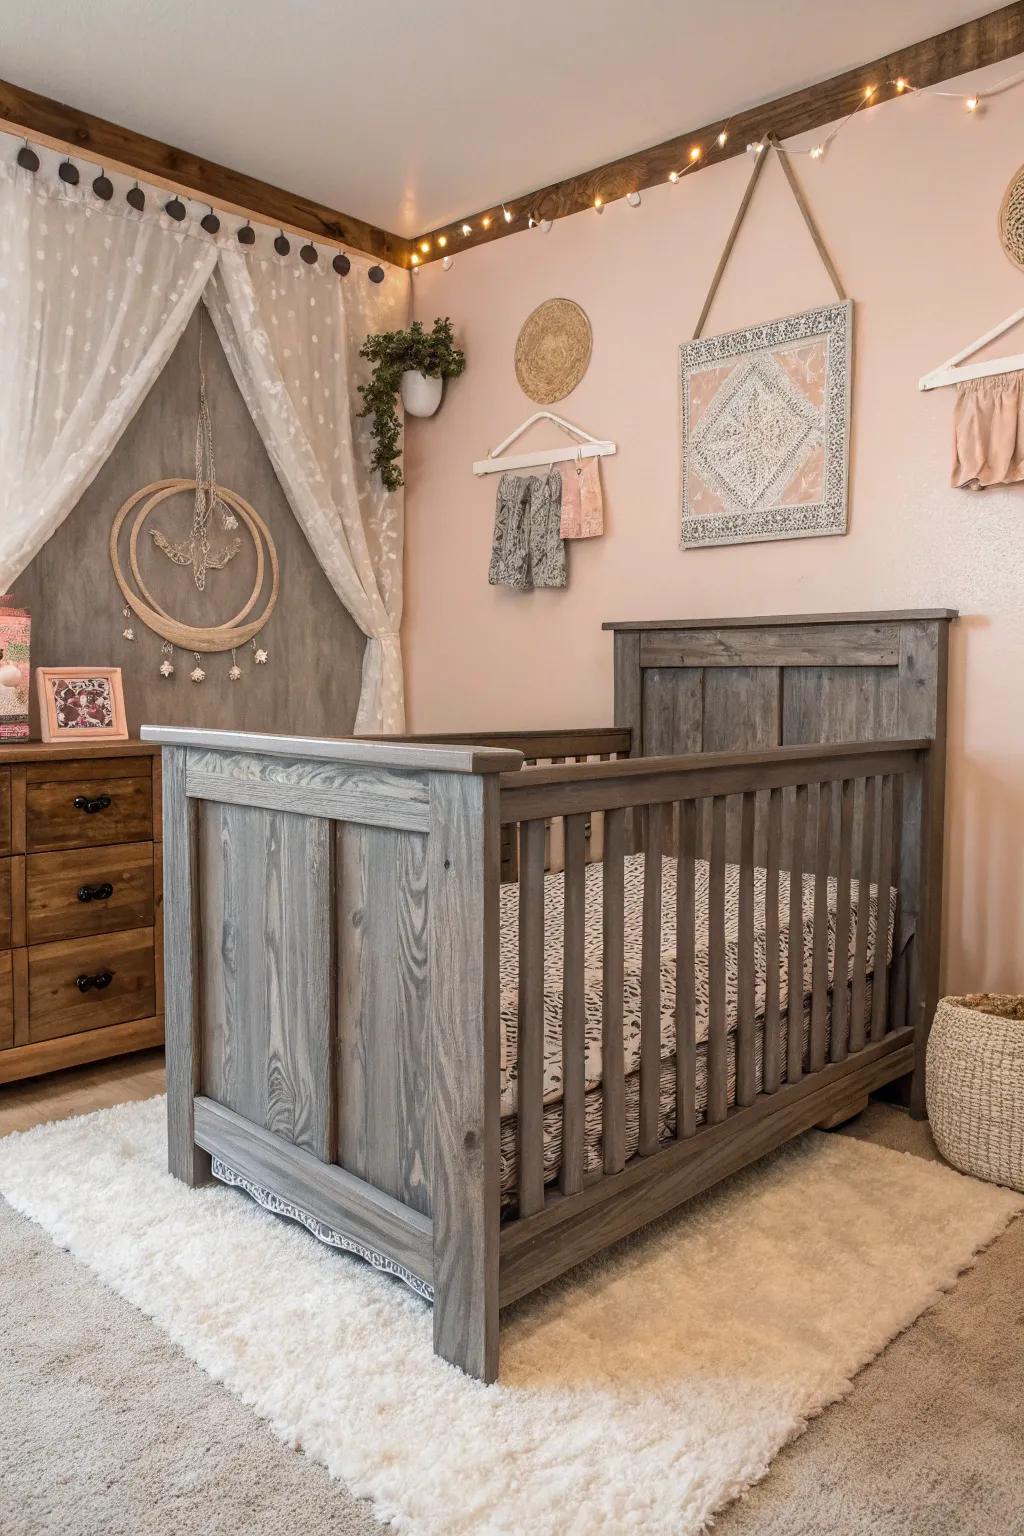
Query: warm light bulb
461,222,472,235
717,130,728,147
895,76,908,93
482,215,492,228
748,141,764,155
419,240,430,253
689,145,702,162
503,206,513,223
668,169,680,183
810,145,825,160
864,84,876,99
410,252,420,265
965,95,979,112
438,234,447,247
594,195,603,211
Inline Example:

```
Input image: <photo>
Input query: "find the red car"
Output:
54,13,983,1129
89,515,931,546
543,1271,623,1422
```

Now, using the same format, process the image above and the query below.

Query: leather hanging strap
692,133,846,340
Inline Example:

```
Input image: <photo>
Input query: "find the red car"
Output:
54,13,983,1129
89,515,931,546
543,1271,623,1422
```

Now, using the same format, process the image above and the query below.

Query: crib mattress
499,852,891,1120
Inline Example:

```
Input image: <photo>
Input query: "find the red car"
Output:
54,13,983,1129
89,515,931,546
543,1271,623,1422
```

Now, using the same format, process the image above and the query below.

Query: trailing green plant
358,317,466,490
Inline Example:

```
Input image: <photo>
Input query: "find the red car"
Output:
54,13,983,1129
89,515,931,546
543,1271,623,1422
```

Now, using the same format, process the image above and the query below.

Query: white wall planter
400,369,444,418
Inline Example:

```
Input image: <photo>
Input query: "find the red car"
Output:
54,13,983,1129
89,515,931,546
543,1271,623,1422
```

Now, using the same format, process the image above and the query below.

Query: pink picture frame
36,667,129,744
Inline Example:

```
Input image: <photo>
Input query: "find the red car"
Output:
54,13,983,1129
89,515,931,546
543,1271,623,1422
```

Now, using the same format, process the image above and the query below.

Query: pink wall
406,61,1024,993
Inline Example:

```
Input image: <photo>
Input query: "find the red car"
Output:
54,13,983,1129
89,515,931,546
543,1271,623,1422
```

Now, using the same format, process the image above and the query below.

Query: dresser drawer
0,768,10,854
0,859,10,949
26,842,155,945
26,775,152,852
28,928,156,1043
0,951,12,1050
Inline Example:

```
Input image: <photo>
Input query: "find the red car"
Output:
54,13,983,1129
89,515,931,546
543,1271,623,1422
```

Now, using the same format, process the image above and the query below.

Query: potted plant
358,317,466,490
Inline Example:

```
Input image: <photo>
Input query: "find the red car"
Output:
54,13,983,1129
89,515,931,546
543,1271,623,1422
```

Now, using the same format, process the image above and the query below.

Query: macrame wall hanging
110,309,279,683
680,134,853,549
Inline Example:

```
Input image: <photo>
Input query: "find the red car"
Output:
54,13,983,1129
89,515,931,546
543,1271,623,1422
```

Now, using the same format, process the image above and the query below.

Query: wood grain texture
427,772,502,1383
559,813,587,1195
762,786,783,1094
12,949,28,1046
702,668,780,753
782,665,898,747
199,800,334,1160
601,807,627,1173
786,784,808,1084
335,822,430,1210
162,747,209,1186
193,1097,434,1292
735,791,756,1107
185,746,431,832
0,859,10,951
706,796,728,1124
675,798,698,1138
871,776,895,1044
499,1036,915,1306
809,781,833,1073
641,668,703,758
25,774,152,852
0,1013,163,1085
0,950,12,1051
14,314,368,740
0,768,10,853
25,842,155,944
516,818,546,1216
604,611,958,631
26,927,156,1043
0,76,411,266
640,624,900,669
850,777,877,1055
830,778,855,1062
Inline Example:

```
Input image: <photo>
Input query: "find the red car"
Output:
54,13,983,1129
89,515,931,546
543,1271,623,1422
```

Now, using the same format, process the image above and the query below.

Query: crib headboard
603,611,957,758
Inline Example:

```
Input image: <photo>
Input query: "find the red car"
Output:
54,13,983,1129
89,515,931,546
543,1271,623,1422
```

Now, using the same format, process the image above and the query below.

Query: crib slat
675,798,697,1138
707,795,728,1125
809,780,833,1073
870,775,895,1043
850,776,876,1053
887,773,906,1032
762,787,783,1094
736,791,757,1107
786,783,808,1084
517,818,546,1217
560,813,588,1195
830,778,855,1062
602,807,627,1174
639,804,665,1155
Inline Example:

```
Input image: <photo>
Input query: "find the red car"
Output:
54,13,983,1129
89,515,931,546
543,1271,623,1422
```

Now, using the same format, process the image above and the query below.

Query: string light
461,222,472,235
410,251,421,265
503,205,513,223
419,239,431,253
864,84,877,99
482,214,492,228
668,169,680,182
593,194,604,213
895,76,908,93
689,145,702,162
717,130,728,148
965,95,980,112
438,234,447,247
626,190,641,207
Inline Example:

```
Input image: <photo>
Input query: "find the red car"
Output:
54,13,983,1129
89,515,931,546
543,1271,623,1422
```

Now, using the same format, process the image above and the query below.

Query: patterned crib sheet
498,853,892,1119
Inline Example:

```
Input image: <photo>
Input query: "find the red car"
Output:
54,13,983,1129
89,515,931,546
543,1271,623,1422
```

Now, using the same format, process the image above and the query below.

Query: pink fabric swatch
558,456,604,538
952,372,1024,490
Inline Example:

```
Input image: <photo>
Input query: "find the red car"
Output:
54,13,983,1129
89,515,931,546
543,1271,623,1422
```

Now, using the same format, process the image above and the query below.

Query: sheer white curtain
0,165,217,586
207,248,410,733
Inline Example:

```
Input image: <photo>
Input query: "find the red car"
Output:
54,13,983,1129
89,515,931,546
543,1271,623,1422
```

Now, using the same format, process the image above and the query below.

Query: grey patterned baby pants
488,470,567,590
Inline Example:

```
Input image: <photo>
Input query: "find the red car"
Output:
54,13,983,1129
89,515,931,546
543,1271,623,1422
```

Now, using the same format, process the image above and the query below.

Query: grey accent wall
13,305,365,737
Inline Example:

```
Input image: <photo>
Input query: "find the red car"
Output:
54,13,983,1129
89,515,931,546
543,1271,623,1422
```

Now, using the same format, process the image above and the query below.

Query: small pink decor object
951,372,1024,489
680,301,852,547
0,598,31,740
557,456,605,538
36,667,128,743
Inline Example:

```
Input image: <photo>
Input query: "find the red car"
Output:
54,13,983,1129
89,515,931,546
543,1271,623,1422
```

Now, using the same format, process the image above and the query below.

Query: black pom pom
237,222,256,246
367,265,385,284
126,184,146,211
274,233,291,256
332,252,351,277
58,159,80,186
16,145,39,173
200,210,221,235
165,196,187,222
92,173,114,201
300,242,318,265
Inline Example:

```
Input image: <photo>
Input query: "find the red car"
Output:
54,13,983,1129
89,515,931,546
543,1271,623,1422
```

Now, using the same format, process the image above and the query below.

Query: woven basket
927,994,1024,1192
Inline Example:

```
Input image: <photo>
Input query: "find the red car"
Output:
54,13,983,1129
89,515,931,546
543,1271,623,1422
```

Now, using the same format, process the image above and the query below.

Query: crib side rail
497,738,932,1302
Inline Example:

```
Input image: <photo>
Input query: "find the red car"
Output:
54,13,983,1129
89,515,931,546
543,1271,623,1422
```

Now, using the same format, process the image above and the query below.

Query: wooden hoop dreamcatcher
110,478,279,674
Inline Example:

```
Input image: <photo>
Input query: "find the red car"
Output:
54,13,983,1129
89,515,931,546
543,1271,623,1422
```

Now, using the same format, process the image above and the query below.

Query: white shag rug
0,1099,1020,1536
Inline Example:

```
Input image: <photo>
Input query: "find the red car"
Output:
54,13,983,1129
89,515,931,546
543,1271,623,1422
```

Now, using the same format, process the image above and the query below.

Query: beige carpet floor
1,1102,1021,1536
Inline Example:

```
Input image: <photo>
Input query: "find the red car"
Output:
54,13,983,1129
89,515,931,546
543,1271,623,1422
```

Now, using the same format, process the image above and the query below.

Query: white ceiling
1,0,993,235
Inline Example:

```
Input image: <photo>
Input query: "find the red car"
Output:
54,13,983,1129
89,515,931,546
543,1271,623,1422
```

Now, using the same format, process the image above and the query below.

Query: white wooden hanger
472,410,616,476
919,306,1024,391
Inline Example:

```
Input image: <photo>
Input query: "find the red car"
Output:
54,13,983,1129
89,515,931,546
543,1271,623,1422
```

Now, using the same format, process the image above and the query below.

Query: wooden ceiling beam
413,2,1024,264
0,75,414,268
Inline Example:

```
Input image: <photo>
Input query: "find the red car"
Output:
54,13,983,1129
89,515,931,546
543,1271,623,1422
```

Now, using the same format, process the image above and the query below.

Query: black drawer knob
73,794,112,815
76,970,114,993
77,882,114,903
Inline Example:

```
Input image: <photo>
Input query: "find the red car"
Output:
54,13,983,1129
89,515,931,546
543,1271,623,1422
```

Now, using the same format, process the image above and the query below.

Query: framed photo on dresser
36,667,129,743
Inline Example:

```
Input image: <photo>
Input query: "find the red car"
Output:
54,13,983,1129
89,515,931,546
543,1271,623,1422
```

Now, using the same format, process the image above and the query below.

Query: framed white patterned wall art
680,299,853,548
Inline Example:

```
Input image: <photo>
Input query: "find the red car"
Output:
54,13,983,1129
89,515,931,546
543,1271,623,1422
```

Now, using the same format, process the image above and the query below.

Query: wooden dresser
0,741,163,1084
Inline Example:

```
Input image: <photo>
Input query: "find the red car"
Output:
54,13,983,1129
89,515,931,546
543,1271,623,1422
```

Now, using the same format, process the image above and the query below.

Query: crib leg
428,771,503,1383
816,1094,869,1130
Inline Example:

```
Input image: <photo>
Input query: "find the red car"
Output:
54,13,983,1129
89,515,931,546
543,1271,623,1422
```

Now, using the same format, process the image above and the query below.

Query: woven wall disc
999,162,1024,270
514,298,592,404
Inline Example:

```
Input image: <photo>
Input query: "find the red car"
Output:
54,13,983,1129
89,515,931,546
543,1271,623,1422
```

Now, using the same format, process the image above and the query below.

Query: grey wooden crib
145,608,955,1383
